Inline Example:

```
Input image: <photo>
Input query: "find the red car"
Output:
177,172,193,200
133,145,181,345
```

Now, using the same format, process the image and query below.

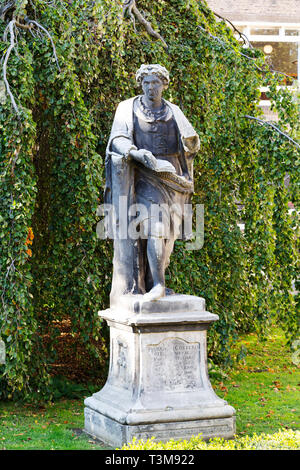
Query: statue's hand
130,149,157,171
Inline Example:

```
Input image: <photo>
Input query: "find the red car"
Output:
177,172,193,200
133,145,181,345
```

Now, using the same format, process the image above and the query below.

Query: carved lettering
145,337,202,392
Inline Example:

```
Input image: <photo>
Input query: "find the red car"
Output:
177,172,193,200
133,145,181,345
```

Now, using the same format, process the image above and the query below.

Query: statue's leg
143,220,166,300
145,258,153,292
165,206,182,270
147,237,165,287
135,239,147,294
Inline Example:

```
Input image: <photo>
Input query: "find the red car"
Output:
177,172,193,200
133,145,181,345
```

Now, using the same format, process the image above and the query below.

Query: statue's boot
143,283,165,301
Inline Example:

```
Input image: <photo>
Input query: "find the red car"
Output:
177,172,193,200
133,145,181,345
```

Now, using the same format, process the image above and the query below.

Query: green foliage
0,0,299,399
121,429,300,450
50,375,97,400
215,327,300,437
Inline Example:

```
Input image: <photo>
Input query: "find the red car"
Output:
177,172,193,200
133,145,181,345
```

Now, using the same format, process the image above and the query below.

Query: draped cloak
104,96,200,303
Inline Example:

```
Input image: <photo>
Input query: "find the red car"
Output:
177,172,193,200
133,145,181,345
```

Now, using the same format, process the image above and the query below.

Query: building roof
206,0,300,23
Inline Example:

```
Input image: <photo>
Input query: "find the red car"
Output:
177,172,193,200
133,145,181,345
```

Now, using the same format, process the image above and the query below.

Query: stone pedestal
84,295,236,447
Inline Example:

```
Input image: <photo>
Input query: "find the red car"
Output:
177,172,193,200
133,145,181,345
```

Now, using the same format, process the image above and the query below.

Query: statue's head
136,64,170,89
136,64,169,103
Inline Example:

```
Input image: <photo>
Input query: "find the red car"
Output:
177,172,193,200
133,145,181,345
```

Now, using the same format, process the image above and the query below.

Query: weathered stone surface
106,64,200,304
84,408,236,447
111,293,206,314
99,294,218,327
145,337,202,392
84,294,236,446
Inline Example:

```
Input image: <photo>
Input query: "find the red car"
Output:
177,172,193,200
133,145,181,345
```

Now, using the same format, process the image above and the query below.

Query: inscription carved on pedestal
145,337,202,392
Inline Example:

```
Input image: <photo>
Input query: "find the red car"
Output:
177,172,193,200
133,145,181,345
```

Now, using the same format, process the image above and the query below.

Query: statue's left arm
172,104,200,155
169,103,200,181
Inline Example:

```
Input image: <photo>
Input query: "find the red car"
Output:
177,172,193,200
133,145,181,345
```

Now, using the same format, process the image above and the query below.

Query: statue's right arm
111,136,136,158
109,102,156,169
111,137,157,171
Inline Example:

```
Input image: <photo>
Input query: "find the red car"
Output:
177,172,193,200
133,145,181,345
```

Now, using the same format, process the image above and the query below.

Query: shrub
121,429,300,450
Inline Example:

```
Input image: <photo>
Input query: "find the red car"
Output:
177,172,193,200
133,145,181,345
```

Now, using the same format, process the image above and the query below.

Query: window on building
250,28,280,35
285,30,299,36
255,41,298,82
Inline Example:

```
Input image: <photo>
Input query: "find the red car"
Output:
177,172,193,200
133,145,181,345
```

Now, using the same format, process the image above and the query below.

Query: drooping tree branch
1,12,61,115
2,19,20,116
123,0,168,49
213,11,253,49
197,23,299,149
198,25,266,71
244,115,300,149
122,0,135,28
1,257,16,317
0,1,16,19
25,18,61,71
198,25,295,80
15,17,33,30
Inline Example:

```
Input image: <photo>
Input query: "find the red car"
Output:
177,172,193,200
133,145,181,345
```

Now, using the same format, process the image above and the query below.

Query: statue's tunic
133,98,185,238
105,96,200,301
133,97,180,166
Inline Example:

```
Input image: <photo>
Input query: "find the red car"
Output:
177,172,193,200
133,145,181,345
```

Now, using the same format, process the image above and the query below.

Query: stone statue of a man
105,64,200,304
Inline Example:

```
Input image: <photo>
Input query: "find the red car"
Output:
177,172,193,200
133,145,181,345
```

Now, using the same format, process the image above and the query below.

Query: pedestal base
85,409,235,447
84,295,236,447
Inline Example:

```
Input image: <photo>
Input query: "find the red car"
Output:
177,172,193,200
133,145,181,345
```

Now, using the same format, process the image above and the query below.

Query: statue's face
142,74,164,102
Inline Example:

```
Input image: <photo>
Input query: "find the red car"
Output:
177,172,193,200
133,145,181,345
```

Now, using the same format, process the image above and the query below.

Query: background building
206,0,300,119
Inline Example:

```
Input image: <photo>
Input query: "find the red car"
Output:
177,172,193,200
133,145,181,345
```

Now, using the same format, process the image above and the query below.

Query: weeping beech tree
0,0,299,400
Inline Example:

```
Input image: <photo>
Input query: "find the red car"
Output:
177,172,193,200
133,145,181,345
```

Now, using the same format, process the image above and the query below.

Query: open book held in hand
153,158,176,173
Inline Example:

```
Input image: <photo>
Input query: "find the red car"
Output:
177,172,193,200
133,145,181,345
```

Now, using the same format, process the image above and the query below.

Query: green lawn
0,327,299,450
210,328,300,436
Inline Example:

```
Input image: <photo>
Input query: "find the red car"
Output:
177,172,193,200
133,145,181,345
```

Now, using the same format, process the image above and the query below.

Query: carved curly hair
135,64,170,88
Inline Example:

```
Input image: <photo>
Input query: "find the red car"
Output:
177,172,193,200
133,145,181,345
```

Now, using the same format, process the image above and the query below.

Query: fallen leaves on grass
259,396,267,406
218,382,228,394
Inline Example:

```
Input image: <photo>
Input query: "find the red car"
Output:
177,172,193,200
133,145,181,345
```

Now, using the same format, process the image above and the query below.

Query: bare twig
25,18,61,71
198,25,268,73
244,115,300,149
213,11,253,49
123,0,168,49
124,0,137,33
198,25,296,80
122,0,134,16
0,1,16,19
10,146,20,175
15,19,33,30
2,20,20,116
3,22,9,42
1,258,16,312
132,3,168,49
1,12,60,116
